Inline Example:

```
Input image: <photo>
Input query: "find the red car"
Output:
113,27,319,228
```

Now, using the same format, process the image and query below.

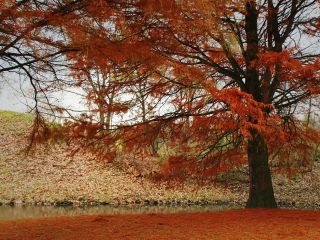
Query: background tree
80,67,119,130
0,0,85,114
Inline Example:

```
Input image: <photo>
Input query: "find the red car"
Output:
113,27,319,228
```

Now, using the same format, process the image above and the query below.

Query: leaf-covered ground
0,110,319,208
0,110,236,205
0,209,319,239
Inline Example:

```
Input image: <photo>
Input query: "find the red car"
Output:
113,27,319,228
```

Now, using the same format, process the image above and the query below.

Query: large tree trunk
243,1,277,208
246,129,277,208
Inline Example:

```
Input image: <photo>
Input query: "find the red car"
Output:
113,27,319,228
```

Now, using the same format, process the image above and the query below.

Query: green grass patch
0,110,34,122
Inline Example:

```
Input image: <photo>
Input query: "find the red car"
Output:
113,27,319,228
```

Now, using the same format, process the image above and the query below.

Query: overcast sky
0,78,29,112
0,77,85,114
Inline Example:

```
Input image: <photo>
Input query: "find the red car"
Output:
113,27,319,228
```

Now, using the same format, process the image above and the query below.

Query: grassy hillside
0,110,319,209
0,110,235,206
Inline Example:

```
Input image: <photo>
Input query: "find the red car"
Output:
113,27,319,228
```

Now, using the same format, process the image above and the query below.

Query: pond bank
0,201,319,222
0,203,242,221
0,198,243,207
1,197,319,211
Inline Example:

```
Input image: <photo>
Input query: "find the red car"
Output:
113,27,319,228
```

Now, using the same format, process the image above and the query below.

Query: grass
0,110,34,137
0,110,34,122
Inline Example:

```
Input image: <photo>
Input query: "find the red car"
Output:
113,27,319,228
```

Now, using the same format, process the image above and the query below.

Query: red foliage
3,1,320,194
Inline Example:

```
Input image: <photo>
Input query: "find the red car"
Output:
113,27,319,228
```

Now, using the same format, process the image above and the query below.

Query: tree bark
243,1,277,208
246,129,277,208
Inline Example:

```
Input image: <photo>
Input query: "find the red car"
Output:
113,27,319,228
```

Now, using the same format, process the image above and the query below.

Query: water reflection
0,204,241,221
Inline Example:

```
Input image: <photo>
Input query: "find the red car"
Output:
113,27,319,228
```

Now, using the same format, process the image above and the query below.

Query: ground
0,110,319,208
0,110,234,206
0,209,319,239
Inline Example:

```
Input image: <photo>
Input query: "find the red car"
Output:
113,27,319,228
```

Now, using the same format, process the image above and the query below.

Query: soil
0,209,319,240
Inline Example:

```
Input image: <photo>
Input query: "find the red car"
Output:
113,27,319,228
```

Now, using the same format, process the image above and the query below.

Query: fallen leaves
0,209,319,240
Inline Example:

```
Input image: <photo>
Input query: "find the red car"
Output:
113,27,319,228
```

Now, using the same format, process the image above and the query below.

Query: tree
133,0,320,208
64,0,319,208
92,0,319,207
79,67,119,130
3,0,320,208
0,0,86,114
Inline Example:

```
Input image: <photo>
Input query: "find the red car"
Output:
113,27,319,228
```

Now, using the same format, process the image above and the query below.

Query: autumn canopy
1,0,320,208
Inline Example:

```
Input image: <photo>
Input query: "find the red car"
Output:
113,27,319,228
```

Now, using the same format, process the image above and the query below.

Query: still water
0,204,241,221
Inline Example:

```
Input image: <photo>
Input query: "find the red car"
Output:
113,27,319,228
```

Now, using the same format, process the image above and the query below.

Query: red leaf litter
0,209,319,239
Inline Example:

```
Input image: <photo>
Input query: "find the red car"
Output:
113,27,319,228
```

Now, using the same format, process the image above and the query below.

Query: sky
0,77,84,115
0,78,29,113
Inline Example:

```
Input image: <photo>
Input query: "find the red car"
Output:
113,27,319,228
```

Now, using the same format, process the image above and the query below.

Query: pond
0,204,242,221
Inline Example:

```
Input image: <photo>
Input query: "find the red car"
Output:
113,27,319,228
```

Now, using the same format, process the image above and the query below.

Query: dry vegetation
0,110,319,208
0,110,236,206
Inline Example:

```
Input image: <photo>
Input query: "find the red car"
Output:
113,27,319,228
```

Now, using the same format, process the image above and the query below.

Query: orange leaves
256,50,319,87
198,86,270,139
84,1,115,21
256,51,292,68
171,64,205,86
256,50,300,80
138,0,177,17
160,155,189,181
72,122,100,139
110,103,130,114
266,116,320,176
148,28,160,41
13,0,320,185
